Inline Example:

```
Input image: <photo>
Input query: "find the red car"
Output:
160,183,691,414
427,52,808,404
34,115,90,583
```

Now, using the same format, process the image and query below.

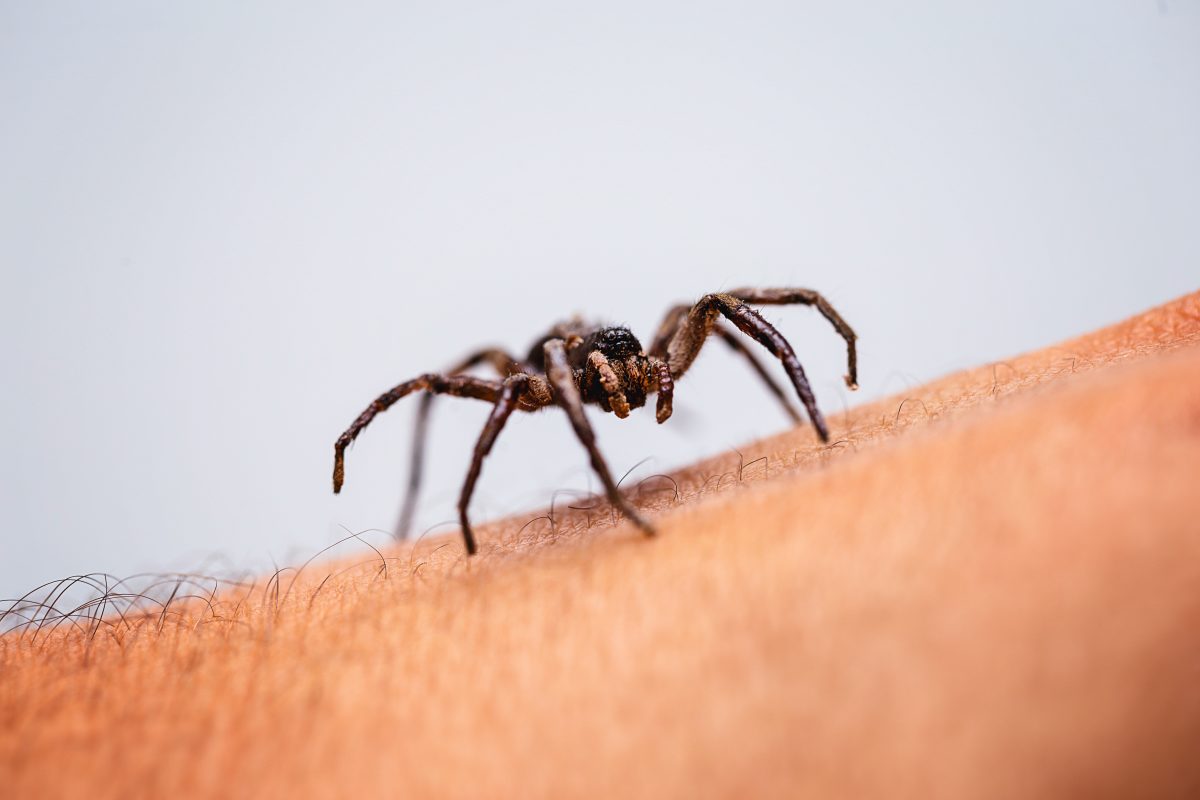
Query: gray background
2,2,1197,598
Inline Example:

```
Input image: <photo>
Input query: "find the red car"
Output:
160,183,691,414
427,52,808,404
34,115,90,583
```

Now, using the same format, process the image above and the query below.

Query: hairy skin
2,291,1199,799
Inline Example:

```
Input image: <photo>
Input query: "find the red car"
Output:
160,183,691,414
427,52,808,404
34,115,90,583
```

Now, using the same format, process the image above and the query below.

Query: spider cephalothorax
333,288,858,555
572,327,659,417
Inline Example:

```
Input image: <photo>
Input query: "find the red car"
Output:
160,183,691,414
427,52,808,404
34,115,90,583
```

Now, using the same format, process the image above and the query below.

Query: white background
2,2,1197,597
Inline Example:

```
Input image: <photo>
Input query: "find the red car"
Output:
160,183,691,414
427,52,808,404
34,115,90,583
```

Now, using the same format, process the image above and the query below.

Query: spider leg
396,348,524,539
664,293,832,441
333,373,502,495
543,339,654,537
456,375,528,555
395,393,434,539
650,308,798,424
648,303,691,358
725,287,858,389
452,347,528,377
714,323,803,425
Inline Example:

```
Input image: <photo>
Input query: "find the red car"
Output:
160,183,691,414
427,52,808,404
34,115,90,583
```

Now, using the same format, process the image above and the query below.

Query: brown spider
333,287,858,555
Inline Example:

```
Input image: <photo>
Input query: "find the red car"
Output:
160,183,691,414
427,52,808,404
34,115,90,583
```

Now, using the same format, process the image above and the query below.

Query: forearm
3,293,1199,799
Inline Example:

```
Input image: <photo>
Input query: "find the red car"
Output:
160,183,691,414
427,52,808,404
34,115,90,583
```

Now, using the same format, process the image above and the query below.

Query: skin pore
2,291,1198,799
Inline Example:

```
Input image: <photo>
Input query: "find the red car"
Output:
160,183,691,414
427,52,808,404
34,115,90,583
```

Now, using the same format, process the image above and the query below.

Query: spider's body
333,288,858,555
545,324,657,415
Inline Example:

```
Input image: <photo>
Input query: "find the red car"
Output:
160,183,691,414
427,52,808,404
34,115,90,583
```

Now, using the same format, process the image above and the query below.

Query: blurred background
1,2,1196,598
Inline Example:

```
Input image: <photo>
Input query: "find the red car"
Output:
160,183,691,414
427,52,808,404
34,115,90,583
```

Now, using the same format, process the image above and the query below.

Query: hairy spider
333,287,858,555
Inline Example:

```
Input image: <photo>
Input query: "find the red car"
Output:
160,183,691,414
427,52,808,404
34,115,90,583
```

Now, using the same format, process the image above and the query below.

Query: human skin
2,291,1199,799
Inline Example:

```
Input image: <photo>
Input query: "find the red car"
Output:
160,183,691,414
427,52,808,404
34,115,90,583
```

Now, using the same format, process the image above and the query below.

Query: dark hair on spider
333,287,858,556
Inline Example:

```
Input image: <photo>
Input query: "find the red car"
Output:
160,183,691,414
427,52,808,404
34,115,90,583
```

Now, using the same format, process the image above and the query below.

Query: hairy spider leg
543,339,655,537
649,306,803,424
457,375,529,555
396,393,434,539
725,287,859,389
648,304,690,356
662,293,832,441
713,325,803,425
397,348,525,539
333,373,503,495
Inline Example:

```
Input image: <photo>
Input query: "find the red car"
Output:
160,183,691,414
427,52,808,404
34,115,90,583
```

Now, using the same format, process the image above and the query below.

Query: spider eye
595,326,643,360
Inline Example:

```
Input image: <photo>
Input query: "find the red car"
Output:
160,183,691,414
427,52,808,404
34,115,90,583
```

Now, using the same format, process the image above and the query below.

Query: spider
333,287,858,555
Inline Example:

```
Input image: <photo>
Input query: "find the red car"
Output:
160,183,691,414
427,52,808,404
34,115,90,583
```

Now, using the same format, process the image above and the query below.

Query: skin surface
2,291,1199,799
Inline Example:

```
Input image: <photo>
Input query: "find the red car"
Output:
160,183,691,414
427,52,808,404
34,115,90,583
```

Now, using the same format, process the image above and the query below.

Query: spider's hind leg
396,348,524,539
333,372,502,497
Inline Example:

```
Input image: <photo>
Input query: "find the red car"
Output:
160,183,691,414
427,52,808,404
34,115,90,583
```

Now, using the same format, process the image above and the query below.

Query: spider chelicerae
333,287,858,555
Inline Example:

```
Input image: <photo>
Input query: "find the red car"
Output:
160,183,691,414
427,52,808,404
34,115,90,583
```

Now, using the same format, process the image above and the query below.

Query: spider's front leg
711,324,803,425
725,287,858,390
544,339,654,537
656,293,841,441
